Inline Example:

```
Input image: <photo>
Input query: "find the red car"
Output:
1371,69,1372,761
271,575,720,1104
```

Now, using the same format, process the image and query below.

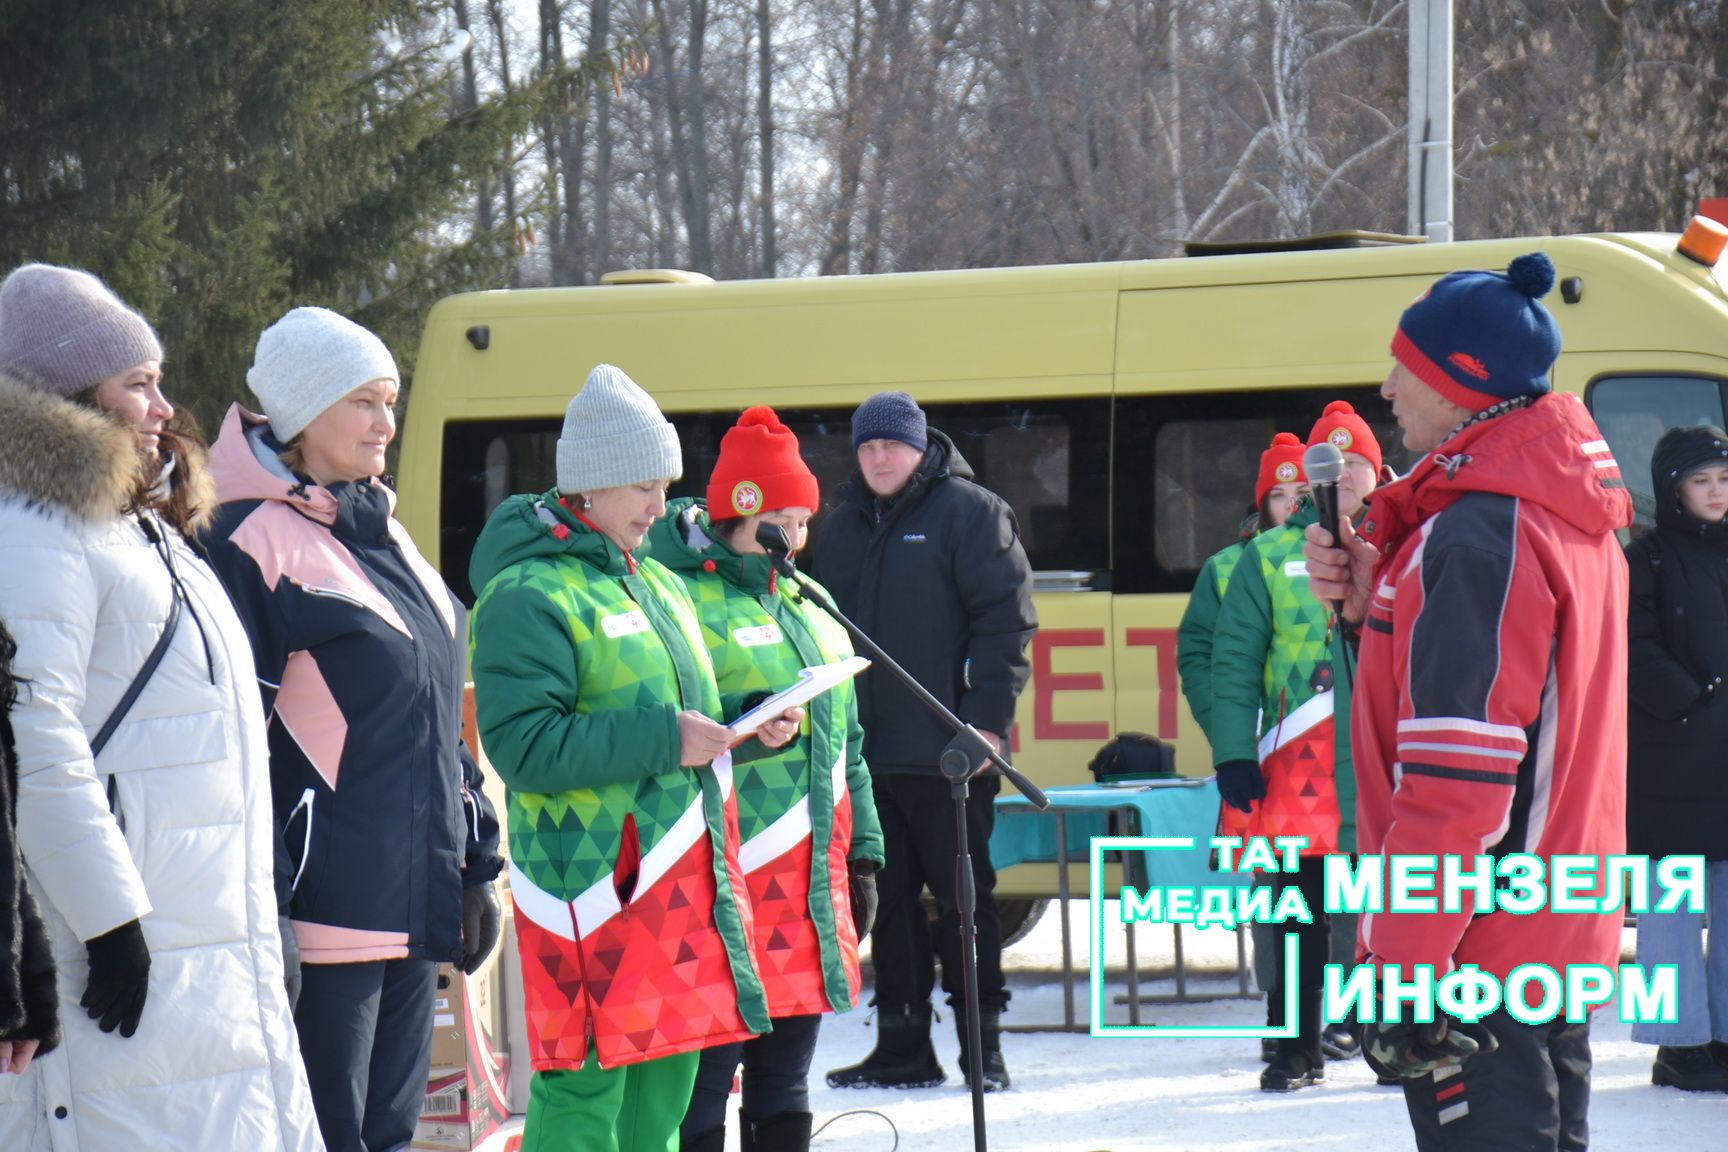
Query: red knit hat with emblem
1307,400,1382,473
707,406,820,521
1255,433,1307,504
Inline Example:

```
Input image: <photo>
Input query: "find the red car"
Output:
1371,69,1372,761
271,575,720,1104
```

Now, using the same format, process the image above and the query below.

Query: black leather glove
279,913,302,1010
848,859,878,938
1364,1015,1499,1080
461,882,502,975
1214,759,1266,814
81,919,150,1038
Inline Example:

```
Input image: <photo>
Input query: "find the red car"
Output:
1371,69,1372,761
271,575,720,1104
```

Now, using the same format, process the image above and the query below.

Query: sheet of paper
727,654,871,737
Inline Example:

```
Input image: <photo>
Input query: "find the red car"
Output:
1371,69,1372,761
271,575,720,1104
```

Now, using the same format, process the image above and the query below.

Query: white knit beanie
556,364,682,493
247,306,399,442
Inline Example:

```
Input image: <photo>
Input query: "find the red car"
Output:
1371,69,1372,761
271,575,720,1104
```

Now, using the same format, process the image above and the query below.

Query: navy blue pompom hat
851,390,928,452
1391,251,1562,412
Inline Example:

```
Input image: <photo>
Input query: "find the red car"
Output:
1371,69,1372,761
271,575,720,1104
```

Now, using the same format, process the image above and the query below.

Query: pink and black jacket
203,404,501,966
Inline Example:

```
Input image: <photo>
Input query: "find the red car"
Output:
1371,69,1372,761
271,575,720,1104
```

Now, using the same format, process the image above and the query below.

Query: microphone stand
758,526,1046,1152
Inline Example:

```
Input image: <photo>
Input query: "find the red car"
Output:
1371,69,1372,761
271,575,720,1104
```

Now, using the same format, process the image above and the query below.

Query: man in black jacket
819,392,1037,1093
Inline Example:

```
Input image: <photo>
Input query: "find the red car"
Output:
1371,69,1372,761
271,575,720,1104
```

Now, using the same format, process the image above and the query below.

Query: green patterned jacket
650,499,883,1016
1209,504,1356,853
469,490,769,1070
1177,538,1248,746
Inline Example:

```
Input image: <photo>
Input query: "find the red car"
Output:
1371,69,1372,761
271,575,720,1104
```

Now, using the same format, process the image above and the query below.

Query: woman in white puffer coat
0,264,322,1152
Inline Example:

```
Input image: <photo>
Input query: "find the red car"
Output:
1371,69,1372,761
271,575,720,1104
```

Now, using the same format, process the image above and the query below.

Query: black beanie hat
851,391,928,452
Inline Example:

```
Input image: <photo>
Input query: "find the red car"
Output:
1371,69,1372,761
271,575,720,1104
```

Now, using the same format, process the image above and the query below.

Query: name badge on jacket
732,623,783,648
601,610,651,639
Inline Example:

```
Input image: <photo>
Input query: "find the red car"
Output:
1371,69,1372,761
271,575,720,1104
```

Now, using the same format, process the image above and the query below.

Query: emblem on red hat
1275,461,1298,482
731,481,763,516
1329,428,1353,450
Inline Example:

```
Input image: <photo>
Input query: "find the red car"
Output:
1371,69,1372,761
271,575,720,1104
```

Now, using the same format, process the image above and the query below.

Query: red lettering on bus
1032,629,1109,742
1124,628,1180,739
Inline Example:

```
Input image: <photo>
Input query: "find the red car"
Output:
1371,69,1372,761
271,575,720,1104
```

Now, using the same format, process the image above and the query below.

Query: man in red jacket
1306,252,1632,1151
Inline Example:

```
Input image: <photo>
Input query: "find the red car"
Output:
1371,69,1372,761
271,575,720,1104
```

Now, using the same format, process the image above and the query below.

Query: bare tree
495,0,1725,290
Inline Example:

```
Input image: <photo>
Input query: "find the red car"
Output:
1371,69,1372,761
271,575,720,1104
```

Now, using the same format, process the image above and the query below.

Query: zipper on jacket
613,812,641,918
290,578,372,611
461,782,482,843
287,787,317,893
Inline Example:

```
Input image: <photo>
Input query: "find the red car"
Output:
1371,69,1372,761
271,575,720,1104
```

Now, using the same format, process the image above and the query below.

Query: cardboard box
413,902,514,1151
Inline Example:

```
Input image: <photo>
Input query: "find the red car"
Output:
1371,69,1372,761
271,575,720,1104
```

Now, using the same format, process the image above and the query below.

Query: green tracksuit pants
521,1048,700,1152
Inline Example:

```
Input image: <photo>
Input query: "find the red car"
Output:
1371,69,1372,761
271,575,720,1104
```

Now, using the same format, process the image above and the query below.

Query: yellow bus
402,227,1728,923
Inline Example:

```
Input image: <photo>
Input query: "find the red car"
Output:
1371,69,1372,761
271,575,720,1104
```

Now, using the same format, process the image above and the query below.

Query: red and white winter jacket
1352,393,1632,984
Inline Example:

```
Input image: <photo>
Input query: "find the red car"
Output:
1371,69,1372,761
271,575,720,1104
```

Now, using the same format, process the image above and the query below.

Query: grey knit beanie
0,263,163,395
556,364,682,493
247,306,399,442
851,390,928,452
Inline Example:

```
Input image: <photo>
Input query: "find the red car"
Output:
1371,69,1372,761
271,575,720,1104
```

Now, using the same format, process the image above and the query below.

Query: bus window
662,399,1108,577
921,400,1110,580
439,396,1110,604
1586,375,1728,533
442,417,561,604
1111,387,1405,595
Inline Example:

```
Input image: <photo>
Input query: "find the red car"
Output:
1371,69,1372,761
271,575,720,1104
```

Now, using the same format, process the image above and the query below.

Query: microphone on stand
1302,441,1346,621
755,522,799,580
751,518,1047,809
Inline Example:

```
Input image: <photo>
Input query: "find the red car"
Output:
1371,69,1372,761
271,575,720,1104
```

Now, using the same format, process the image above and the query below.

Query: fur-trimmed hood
0,369,216,529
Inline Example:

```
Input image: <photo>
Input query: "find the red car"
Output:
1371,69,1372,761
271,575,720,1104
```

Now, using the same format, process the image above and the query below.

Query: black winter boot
1652,1044,1728,1091
740,1109,814,1152
956,1009,1010,1092
1321,1023,1361,1061
1259,1043,1325,1092
825,1004,946,1089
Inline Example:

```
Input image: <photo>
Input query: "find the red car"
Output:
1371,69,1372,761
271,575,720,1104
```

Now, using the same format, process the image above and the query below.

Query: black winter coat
1624,430,1728,862
0,704,59,1052
815,430,1037,775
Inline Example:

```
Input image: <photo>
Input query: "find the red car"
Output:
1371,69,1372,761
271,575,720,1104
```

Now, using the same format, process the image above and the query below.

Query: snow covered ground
478,901,1727,1152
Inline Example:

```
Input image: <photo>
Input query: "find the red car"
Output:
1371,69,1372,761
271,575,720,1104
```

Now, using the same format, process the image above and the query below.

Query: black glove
81,919,150,1038
461,882,502,975
848,859,878,938
279,913,302,1010
1364,1015,1499,1080
1214,759,1266,814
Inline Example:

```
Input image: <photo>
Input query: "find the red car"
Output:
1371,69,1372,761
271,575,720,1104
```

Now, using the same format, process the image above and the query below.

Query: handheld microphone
1302,441,1346,619
754,522,797,578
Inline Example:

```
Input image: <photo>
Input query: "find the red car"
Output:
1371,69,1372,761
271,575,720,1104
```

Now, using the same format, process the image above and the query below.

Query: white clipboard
727,655,871,737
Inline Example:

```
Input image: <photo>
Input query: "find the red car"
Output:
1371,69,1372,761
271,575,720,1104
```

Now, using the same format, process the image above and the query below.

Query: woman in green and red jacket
650,407,884,1152
1177,431,1309,747
470,367,800,1152
1210,401,1380,1093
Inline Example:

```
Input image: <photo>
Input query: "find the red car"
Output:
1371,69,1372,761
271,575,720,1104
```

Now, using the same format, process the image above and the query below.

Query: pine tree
0,0,544,430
